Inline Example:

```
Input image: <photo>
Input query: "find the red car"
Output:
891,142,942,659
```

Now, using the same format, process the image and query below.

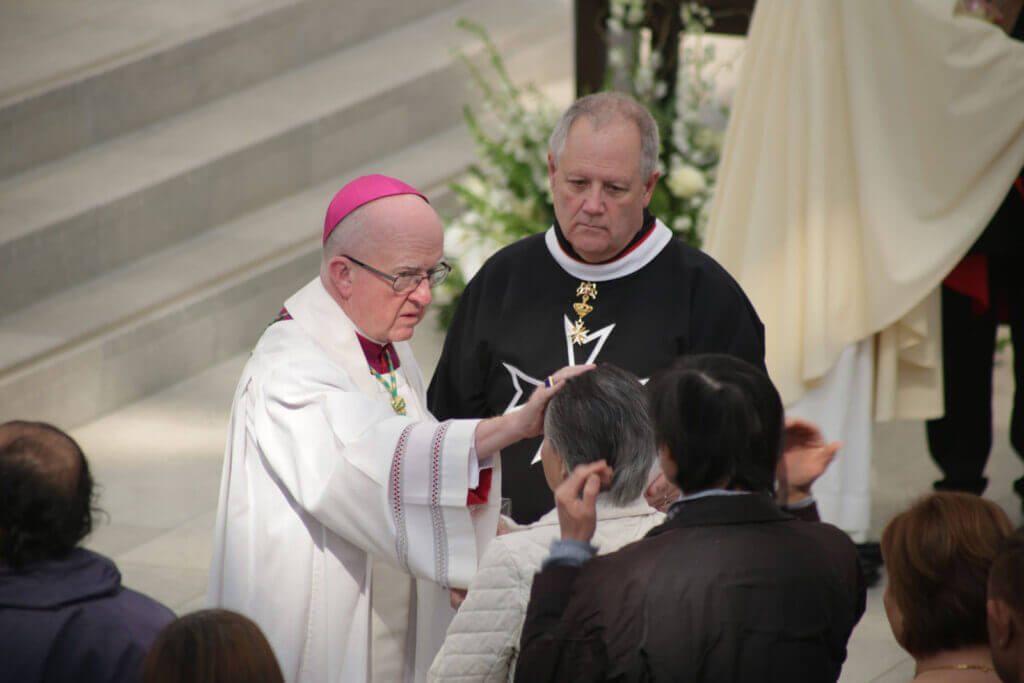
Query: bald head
0,421,94,567
321,193,444,342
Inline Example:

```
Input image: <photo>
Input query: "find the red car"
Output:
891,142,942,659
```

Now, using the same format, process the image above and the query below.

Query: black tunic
428,220,766,523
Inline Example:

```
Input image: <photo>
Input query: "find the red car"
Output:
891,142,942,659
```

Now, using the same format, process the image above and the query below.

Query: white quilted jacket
427,496,664,682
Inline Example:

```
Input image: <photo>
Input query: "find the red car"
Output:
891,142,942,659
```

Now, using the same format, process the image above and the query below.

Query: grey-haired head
542,364,656,506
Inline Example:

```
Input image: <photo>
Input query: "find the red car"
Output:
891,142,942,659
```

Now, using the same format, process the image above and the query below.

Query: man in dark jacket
0,420,175,683
516,355,866,682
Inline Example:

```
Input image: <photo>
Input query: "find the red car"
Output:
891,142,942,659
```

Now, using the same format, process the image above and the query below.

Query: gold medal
391,396,407,415
570,282,598,345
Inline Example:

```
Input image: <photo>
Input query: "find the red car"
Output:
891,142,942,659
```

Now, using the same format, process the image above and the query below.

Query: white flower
672,215,693,232
666,165,707,198
460,175,488,199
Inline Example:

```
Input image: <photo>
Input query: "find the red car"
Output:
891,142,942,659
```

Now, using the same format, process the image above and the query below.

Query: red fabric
467,468,493,506
355,333,400,372
944,254,989,314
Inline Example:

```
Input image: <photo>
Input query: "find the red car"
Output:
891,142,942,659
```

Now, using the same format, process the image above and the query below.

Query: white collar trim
544,219,673,282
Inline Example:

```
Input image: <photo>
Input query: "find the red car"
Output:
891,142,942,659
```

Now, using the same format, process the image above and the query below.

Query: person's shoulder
788,518,861,555
247,323,348,387
51,552,173,645
484,519,561,579
659,237,744,287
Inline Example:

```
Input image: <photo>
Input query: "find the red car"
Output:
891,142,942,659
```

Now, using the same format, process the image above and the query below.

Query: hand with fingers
449,588,467,611
554,461,614,543
644,471,681,513
514,364,596,439
776,417,841,505
473,364,596,457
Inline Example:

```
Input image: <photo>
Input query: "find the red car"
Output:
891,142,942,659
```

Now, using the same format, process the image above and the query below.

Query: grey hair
320,201,374,280
543,364,657,506
548,92,660,179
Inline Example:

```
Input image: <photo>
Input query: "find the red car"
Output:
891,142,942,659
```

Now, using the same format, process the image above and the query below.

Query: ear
548,150,557,182
642,170,659,207
328,255,354,299
988,599,1014,650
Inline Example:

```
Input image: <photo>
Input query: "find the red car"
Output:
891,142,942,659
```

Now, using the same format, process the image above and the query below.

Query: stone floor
67,314,1019,682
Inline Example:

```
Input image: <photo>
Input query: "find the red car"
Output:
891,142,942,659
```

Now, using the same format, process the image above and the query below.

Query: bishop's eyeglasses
343,254,452,293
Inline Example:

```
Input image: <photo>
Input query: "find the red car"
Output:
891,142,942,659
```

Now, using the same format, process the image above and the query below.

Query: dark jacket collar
645,492,793,538
0,548,121,609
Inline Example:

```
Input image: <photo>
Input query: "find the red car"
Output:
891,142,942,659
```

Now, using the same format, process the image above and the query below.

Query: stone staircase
0,0,572,427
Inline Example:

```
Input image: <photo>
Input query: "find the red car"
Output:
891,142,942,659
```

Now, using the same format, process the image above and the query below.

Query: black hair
0,421,95,567
645,354,783,493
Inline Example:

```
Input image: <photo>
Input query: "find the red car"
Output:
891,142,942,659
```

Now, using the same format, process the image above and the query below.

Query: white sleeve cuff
467,441,494,488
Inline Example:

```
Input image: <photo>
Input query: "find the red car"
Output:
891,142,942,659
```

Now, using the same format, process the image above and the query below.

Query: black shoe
856,542,883,588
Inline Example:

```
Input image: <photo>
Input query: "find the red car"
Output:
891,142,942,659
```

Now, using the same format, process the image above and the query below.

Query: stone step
0,64,576,429
0,125,473,428
0,0,570,318
0,0,462,178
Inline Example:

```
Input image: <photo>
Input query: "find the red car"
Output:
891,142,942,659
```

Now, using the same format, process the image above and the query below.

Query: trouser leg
926,285,997,494
1006,261,1024,496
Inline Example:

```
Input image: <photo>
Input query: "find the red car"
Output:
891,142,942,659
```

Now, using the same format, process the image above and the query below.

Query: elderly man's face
548,116,658,263
342,195,444,343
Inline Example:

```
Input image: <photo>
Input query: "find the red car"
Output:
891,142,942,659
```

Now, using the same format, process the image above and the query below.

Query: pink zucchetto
322,174,429,244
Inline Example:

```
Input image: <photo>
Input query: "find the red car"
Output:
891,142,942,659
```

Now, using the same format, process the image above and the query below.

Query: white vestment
704,0,1024,535
208,278,500,683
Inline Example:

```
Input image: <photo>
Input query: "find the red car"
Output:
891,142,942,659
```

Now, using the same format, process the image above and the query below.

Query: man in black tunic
428,93,765,523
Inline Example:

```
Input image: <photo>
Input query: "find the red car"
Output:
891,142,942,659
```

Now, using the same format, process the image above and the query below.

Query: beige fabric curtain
705,0,1024,419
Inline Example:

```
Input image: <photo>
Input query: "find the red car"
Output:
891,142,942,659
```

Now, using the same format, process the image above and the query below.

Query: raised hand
777,417,840,504
555,461,613,543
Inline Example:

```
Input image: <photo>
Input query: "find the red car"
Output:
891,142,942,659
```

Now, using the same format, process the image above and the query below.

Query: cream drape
705,0,1024,418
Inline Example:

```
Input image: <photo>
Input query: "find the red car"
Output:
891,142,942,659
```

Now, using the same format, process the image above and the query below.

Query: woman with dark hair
141,609,284,683
881,492,1012,681
515,354,866,682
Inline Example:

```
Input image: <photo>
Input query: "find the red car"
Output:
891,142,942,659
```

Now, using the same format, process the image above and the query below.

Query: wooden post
575,0,609,96
573,0,756,98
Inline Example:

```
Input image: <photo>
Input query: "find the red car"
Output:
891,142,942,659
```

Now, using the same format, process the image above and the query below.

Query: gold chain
569,282,597,345
369,351,406,415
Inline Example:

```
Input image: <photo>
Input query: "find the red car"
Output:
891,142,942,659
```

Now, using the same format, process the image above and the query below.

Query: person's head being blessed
547,92,660,264
320,175,450,343
540,364,656,505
